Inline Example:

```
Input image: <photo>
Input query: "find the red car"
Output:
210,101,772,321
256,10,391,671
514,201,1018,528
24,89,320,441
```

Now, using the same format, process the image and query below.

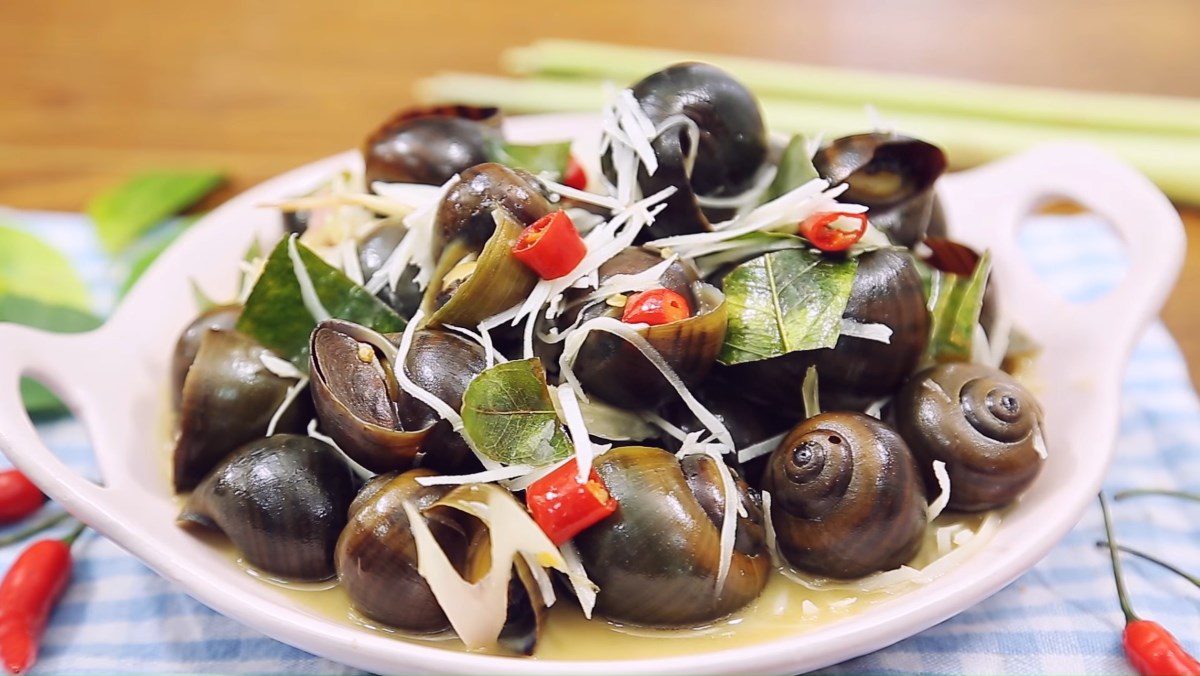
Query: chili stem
0,512,71,548
61,522,87,547
1114,488,1200,503
1099,493,1139,623
1096,540,1200,590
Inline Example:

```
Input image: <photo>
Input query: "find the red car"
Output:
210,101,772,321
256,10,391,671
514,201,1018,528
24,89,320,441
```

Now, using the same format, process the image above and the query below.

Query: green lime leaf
118,217,193,298
925,251,992,363
461,358,572,466
88,170,224,254
0,224,91,311
718,248,858,365
0,296,102,417
236,237,406,369
490,140,571,178
764,134,819,203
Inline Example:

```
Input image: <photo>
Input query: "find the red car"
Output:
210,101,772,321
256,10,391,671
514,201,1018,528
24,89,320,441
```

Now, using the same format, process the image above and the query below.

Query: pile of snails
169,62,1047,656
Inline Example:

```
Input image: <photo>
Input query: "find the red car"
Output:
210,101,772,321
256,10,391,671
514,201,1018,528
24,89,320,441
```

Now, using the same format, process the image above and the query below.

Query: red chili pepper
0,473,43,526
0,522,86,674
1099,494,1200,676
563,155,587,191
526,463,618,546
511,210,587,280
798,212,869,252
621,288,691,326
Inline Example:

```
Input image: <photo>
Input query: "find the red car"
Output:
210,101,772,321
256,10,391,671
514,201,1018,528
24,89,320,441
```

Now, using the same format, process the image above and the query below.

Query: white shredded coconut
840,318,893,344
928,460,952,521
1033,424,1048,460
287,235,331,322
735,431,788,464
415,465,535,487
557,385,597,483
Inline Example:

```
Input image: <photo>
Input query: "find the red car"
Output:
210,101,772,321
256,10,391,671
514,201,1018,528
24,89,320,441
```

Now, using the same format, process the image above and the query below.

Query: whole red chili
0,522,86,674
0,473,43,525
1099,494,1200,676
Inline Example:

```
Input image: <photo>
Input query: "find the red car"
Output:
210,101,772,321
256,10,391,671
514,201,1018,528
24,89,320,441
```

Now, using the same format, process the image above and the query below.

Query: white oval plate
0,114,1184,675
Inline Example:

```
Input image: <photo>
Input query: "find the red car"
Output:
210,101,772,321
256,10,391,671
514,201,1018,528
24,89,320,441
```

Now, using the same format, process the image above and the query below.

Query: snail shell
433,163,551,258
763,412,927,579
894,363,1046,511
178,434,359,580
170,304,240,410
605,62,768,239
814,133,947,247
574,446,770,626
173,329,311,492
364,105,502,187
562,247,727,410
357,218,423,319
813,248,931,410
335,470,465,633
309,320,484,474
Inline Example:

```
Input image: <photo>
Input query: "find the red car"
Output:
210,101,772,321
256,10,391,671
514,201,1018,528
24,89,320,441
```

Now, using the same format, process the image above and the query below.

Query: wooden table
3,0,1198,382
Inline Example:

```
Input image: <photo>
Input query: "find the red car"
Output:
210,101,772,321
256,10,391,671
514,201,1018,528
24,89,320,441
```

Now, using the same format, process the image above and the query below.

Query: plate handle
0,323,136,506
940,141,1185,355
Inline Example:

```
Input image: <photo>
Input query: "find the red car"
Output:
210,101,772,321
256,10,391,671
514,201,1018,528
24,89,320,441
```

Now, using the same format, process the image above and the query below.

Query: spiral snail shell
894,363,1046,511
763,412,927,579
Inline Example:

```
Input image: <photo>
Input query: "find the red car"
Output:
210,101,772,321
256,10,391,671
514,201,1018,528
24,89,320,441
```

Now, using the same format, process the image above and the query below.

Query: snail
309,320,485,474
763,412,927,579
716,248,929,416
172,329,311,492
603,62,769,239
555,247,727,410
813,132,947,247
573,446,771,625
170,304,240,410
336,472,548,653
893,363,1046,511
356,218,423,319
178,434,359,580
433,162,550,258
363,105,503,188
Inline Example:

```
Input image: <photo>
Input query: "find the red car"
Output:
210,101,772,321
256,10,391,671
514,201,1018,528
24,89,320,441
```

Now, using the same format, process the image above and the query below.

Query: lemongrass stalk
416,73,1200,204
504,39,1200,137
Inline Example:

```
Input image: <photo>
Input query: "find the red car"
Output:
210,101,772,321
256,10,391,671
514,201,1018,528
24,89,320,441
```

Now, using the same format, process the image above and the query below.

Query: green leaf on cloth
87,170,224,254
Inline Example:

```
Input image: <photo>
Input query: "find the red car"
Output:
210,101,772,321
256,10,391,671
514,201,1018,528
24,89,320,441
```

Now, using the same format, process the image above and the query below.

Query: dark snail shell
561,247,727,410
357,218,423,319
763,412,927,579
178,434,359,580
812,248,931,410
364,105,502,188
814,133,947,247
309,320,485,474
573,446,770,626
173,330,311,492
894,363,1046,511
716,248,929,416
171,304,240,410
607,63,768,240
337,473,547,652
433,163,551,258
336,470,464,633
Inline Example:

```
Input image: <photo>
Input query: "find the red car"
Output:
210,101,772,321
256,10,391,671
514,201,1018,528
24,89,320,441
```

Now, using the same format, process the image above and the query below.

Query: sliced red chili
621,288,692,326
563,155,587,191
0,522,85,675
0,472,43,525
525,462,618,546
511,210,587,280
798,212,869,252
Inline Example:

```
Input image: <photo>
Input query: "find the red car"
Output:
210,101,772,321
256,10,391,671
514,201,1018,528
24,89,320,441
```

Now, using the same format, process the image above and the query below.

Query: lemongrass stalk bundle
416,73,1200,204
503,39,1200,137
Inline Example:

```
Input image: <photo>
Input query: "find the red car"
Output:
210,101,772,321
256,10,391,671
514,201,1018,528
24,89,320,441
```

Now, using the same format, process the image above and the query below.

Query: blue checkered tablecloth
0,208,1196,674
